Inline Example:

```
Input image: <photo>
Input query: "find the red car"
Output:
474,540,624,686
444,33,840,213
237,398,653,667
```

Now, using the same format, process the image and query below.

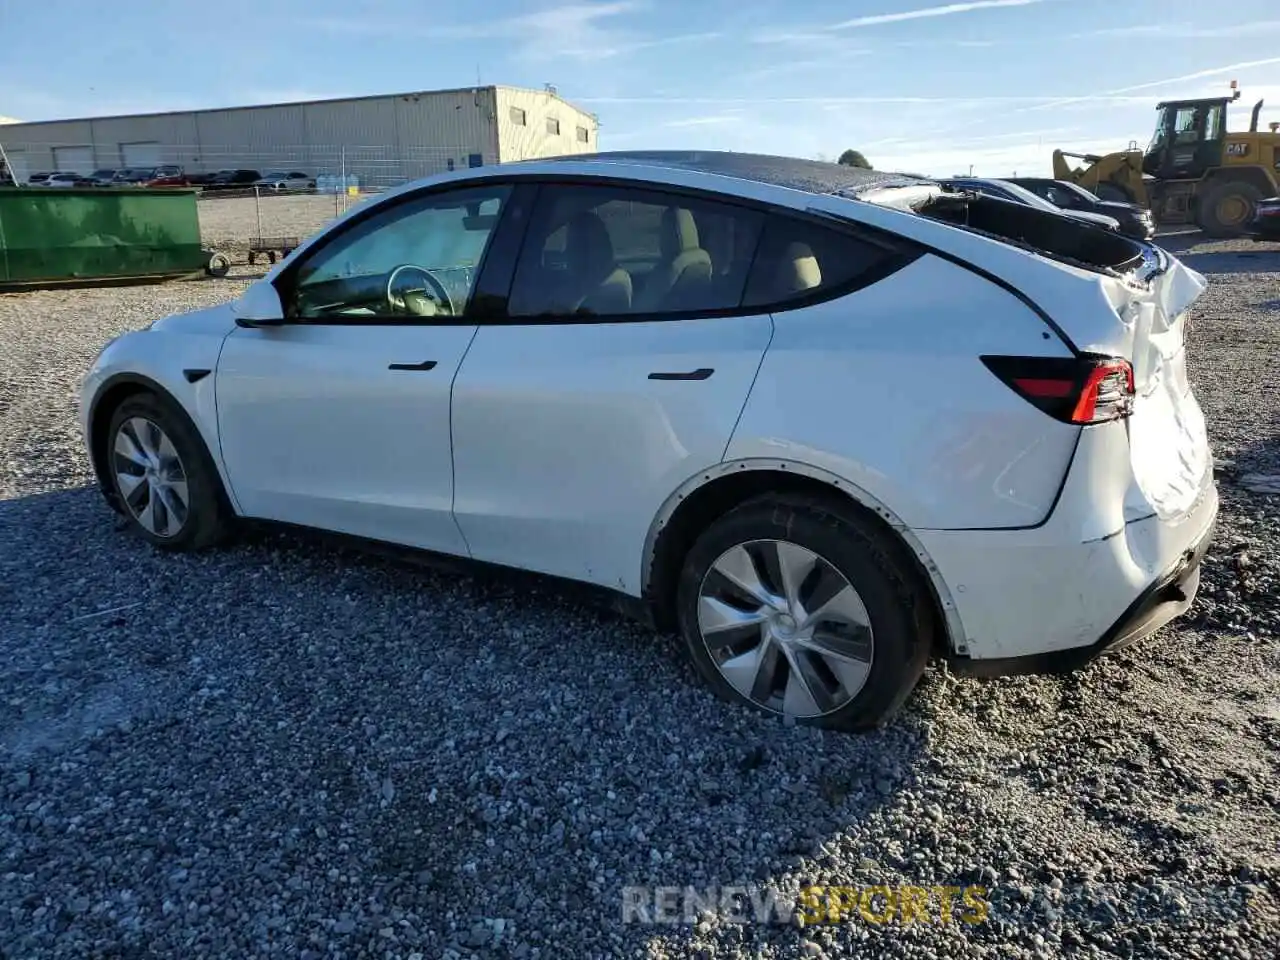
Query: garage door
52,145,94,174
120,141,161,168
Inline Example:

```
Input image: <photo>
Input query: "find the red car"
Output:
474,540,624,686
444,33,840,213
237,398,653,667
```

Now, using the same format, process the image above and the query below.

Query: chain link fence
0,142,491,263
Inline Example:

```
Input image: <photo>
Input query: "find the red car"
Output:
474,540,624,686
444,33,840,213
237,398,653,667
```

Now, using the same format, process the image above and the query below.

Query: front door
449,181,773,593
215,182,513,555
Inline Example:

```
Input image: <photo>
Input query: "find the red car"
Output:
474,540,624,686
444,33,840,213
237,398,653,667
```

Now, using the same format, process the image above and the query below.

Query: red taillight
982,354,1135,425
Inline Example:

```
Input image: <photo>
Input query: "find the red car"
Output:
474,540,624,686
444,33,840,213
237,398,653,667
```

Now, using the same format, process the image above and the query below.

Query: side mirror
232,279,286,328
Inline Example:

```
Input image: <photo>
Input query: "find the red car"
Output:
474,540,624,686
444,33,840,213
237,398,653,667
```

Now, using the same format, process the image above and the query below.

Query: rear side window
742,216,903,310
507,184,764,318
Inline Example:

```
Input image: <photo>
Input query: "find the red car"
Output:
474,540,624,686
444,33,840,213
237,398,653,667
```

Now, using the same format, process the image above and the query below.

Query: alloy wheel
696,539,874,718
112,416,190,538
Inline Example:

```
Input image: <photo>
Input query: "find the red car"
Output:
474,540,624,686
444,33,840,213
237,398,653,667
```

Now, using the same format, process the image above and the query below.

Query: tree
837,150,871,169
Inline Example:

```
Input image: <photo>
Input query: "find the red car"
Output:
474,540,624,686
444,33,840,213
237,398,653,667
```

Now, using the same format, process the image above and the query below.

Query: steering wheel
385,264,455,317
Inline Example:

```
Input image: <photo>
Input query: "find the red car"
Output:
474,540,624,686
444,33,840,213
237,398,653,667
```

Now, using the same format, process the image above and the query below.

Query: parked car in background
43,172,95,188
79,150,1217,730
254,171,316,192
27,172,53,184
187,170,228,186
1007,177,1156,241
1249,196,1280,240
140,166,188,187
941,177,1123,233
203,169,263,191
112,169,153,185
89,168,119,186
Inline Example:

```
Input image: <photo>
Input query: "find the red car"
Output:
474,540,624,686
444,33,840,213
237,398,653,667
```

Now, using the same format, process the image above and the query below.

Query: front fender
81,316,239,513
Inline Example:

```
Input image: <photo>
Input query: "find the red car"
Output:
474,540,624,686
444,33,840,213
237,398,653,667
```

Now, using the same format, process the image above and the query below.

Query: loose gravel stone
1,227,1277,959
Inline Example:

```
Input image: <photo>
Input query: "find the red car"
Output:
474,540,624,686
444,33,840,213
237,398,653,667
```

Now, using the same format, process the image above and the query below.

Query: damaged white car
80,150,1218,730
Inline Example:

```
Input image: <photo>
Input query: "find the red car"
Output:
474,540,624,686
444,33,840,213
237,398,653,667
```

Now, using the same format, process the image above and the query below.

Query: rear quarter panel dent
728,254,1081,529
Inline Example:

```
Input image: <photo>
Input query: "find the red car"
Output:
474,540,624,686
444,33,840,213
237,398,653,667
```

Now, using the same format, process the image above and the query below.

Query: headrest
660,207,700,259
565,211,616,281
776,241,821,294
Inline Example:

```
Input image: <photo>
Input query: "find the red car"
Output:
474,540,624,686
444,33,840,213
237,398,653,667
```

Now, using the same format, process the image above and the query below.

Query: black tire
105,392,232,551
205,252,231,278
675,494,932,731
1196,180,1264,238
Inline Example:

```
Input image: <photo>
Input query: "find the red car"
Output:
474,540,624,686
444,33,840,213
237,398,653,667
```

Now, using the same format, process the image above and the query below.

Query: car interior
510,192,834,317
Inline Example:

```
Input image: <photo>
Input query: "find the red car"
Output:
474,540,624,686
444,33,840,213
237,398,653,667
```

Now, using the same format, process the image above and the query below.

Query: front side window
742,215,903,309
506,184,763,318
1174,106,1202,145
287,185,511,321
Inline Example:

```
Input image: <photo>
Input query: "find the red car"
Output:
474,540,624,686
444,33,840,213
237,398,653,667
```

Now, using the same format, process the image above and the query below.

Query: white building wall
0,85,593,185
0,119,93,175
89,113,200,169
494,87,598,162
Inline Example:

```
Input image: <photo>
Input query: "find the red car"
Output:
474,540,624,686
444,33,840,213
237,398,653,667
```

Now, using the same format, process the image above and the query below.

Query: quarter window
506,184,763,318
287,185,511,321
741,216,901,309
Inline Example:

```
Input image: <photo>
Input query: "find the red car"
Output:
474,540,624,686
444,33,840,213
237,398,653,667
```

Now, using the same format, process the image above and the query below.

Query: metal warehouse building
0,85,598,188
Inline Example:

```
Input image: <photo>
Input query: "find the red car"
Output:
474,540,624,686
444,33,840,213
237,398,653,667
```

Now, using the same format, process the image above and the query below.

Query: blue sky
3,0,1280,176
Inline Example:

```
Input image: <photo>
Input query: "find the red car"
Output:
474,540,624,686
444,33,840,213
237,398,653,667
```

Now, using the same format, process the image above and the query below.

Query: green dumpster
0,187,218,287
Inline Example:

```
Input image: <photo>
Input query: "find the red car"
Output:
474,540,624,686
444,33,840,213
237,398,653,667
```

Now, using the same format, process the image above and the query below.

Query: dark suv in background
1007,177,1155,241
202,169,263,191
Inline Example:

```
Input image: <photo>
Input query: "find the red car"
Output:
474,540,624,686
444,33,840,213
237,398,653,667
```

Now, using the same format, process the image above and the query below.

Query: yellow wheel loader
1052,83,1280,237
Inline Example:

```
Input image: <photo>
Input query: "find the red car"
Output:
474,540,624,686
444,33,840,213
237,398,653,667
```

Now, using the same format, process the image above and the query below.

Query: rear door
449,180,772,594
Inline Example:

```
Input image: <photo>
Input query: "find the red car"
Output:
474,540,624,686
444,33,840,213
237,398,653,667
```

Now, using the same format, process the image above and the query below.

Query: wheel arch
87,372,235,517
642,459,965,655
1201,164,1279,197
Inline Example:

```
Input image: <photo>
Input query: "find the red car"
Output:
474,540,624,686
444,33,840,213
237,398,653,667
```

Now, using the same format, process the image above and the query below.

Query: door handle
388,360,438,371
648,367,714,381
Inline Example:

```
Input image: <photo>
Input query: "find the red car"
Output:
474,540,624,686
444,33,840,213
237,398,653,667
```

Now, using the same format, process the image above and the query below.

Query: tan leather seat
562,211,633,315
634,207,714,311
772,241,822,296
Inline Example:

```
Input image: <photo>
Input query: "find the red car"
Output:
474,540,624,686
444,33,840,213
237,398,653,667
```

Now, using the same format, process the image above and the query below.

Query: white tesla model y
80,151,1218,729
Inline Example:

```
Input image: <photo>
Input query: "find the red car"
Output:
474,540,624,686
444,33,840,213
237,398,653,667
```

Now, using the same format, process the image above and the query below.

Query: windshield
261,171,288,179
949,179,1058,211
986,180,1058,209
1055,180,1100,203
1147,105,1172,155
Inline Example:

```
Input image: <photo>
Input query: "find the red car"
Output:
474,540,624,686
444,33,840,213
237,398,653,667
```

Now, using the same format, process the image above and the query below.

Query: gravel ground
197,194,373,260
0,230,1278,959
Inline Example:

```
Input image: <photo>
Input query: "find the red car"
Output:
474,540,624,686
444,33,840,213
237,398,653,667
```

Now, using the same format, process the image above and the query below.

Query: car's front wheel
675,494,932,730
106,393,231,550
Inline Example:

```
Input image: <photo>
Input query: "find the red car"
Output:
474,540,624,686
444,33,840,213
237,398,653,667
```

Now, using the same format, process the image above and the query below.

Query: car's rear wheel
106,393,231,550
675,494,931,730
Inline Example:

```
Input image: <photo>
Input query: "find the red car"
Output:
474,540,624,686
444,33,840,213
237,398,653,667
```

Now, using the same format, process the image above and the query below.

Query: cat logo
1226,142,1250,157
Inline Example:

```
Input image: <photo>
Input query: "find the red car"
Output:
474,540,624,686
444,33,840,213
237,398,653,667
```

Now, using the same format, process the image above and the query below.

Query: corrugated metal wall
494,87,599,162
0,86,595,185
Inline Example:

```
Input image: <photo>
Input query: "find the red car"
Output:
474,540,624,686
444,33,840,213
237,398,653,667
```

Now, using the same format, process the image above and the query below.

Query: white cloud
830,0,1047,30
1107,58,1280,94
308,3,712,62
662,114,743,128
1078,19,1280,40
